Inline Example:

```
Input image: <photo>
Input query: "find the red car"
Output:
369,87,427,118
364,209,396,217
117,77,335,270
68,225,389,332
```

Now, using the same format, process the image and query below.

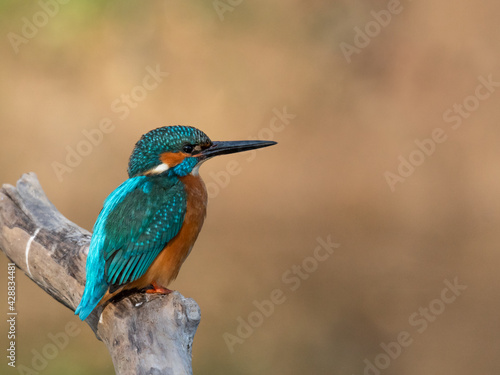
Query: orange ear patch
160,152,189,168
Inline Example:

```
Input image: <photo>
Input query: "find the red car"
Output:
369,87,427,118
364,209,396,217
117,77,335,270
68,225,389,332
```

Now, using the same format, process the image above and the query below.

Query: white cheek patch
147,163,170,175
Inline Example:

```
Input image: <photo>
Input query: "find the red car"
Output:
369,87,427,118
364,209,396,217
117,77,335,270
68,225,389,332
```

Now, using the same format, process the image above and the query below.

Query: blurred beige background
1,1,500,374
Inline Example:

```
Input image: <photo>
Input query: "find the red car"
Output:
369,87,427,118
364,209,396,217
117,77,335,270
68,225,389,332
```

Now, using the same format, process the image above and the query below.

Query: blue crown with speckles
127,126,211,178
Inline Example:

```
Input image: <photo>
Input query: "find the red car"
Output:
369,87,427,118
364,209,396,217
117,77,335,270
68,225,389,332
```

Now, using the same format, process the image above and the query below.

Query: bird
75,125,276,320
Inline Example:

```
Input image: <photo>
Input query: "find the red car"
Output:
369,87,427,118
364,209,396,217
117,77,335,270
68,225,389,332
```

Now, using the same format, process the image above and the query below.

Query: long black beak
200,140,277,158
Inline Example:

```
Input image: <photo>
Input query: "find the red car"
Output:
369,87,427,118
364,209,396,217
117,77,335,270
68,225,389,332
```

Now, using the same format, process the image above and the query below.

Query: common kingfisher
75,126,276,320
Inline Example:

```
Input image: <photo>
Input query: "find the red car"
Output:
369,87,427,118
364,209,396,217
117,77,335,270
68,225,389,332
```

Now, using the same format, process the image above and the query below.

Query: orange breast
101,174,207,303
133,173,208,288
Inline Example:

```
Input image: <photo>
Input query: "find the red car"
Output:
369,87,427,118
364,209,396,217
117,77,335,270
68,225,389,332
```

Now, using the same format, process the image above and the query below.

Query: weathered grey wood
0,173,200,375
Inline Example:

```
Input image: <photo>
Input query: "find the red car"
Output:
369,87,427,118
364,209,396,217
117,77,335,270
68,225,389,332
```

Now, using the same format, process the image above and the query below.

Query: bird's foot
146,280,173,294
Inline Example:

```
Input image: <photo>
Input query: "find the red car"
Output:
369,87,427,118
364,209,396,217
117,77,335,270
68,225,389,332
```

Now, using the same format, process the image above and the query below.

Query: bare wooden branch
0,173,200,375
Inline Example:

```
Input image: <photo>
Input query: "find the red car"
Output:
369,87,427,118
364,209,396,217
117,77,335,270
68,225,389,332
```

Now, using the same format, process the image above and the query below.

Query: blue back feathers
103,176,185,288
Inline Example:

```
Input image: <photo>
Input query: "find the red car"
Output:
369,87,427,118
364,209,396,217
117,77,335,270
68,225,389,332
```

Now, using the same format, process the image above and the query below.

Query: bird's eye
183,144,194,153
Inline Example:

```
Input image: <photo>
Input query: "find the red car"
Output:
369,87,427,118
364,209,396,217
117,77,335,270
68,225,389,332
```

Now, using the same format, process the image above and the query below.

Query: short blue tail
75,282,107,320
75,232,108,320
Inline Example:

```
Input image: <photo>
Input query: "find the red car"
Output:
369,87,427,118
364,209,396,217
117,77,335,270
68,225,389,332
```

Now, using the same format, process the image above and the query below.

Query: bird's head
128,126,276,178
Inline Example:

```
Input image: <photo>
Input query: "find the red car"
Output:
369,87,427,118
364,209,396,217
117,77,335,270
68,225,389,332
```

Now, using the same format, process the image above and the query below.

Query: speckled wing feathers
75,175,186,319
103,177,187,290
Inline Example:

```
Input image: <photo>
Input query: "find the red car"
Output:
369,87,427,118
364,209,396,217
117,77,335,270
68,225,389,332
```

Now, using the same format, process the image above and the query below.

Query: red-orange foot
146,280,173,294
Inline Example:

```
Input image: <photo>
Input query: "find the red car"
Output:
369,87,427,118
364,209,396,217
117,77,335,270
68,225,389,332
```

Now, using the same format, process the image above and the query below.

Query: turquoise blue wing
75,176,186,320
102,177,186,290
